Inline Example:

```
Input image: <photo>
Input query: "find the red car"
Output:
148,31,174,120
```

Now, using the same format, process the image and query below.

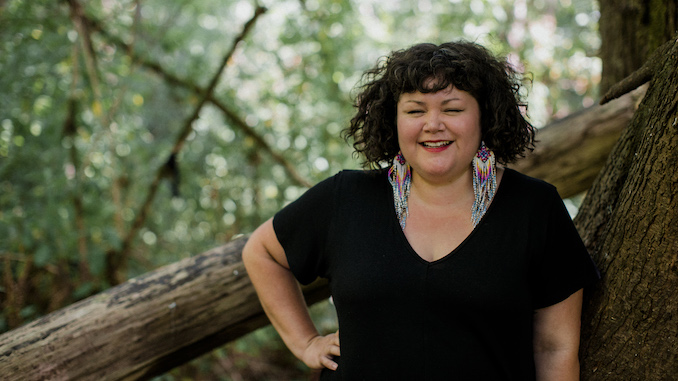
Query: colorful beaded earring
471,141,497,227
388,151,411,230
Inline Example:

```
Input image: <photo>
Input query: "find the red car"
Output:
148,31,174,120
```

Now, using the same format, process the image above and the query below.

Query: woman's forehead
398,85,474,103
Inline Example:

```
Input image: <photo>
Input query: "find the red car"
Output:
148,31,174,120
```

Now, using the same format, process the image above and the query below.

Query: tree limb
169,6,268,156
106,7,269,285
599,38,675,105
62,31,92,283
84,10,312,188
210,99,313,188
66,0,101,99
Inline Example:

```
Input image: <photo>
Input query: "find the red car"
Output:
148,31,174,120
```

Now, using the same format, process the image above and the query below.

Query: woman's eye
406,110,424,114
446,109,463,113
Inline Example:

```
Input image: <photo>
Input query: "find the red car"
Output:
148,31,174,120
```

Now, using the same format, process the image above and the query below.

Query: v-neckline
390,168,511,265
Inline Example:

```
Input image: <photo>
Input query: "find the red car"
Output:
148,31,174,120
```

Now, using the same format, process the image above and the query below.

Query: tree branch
599,38,675,105
66,0,101,99
106,6,269,285
84,10,312,188
170,6,267,155
211,100,313,188
65,1,131,282
62,33,92,283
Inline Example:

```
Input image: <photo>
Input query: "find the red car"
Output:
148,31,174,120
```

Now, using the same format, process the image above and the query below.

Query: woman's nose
423,112,444,132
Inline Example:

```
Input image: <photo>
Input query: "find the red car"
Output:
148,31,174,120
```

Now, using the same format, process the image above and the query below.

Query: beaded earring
388,151,411,230
471,141,497,227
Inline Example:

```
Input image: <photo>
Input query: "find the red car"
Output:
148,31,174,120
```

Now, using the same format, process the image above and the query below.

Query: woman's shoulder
333,168,388,186
305,168,387,197
502,168,560,200
316,168,388,204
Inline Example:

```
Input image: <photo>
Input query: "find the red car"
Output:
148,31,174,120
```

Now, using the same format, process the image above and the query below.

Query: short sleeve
272,173,337,285
531,188,600,309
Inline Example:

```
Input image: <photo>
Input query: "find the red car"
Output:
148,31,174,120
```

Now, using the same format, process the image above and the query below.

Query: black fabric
273,168,599,380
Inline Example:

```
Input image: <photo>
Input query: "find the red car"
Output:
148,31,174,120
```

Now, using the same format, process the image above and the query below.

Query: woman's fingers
329,343,341,357
304,331,341,370
321,355,339,370
330,331,340,356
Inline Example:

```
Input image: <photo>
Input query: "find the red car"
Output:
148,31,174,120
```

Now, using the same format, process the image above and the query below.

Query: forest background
1,0,602,379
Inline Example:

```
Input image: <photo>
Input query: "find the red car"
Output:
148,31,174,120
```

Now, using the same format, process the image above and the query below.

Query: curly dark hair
344,41,535,167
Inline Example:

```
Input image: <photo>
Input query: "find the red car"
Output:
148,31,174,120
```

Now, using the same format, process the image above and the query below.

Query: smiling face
396,85,482,185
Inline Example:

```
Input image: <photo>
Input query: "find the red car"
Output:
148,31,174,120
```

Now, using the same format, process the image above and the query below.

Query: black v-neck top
273,168,599,380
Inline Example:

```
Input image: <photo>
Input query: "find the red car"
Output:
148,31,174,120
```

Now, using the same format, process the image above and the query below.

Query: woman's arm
242,218,340,370
533,289,584,381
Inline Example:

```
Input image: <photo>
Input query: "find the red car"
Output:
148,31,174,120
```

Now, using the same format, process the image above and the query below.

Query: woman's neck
410,168,475,208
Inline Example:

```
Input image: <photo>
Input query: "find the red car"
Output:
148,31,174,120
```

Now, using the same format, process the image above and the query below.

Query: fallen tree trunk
0,236,329,381
510,85,646,198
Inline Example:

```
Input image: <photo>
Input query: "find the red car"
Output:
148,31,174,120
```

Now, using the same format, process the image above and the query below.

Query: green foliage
0,0,600,377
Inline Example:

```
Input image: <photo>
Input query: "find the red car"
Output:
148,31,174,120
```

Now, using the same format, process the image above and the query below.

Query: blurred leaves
1,0,600,378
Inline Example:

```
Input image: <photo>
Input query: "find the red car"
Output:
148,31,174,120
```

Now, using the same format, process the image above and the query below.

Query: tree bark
598,0,678,94
576,37,678,380
510,85,646,199
0,236,329,381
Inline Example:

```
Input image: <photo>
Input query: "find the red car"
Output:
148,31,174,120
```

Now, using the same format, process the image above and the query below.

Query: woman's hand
300,331,341,371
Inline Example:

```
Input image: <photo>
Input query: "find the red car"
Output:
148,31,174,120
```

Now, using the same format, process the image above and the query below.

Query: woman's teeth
421,141,452,148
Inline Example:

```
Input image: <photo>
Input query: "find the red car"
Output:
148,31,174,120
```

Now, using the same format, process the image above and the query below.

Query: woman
243,41,599,380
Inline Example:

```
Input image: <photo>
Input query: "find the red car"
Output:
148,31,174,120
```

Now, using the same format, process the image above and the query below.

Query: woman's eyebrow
403,97,462,105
